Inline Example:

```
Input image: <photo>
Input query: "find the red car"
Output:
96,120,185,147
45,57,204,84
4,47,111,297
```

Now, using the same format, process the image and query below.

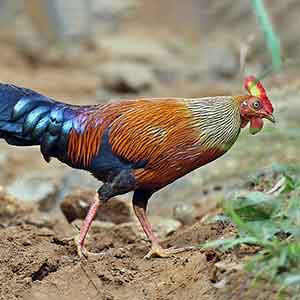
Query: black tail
0,83,77,162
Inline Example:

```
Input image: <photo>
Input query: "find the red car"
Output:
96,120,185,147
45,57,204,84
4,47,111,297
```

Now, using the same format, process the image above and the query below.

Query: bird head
238,75,275,135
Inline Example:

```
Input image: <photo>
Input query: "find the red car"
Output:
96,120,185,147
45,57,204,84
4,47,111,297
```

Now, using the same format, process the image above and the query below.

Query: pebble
173,203,197,225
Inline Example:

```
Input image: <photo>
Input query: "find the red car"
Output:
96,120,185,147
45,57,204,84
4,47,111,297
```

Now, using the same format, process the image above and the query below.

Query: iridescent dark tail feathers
0,83,79,162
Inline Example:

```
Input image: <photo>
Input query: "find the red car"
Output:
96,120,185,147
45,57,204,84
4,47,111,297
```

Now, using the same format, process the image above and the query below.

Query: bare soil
0,202,261,300
0,188,277,300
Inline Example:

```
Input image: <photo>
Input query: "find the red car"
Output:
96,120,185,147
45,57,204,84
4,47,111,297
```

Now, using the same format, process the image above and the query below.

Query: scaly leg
133,190,196,258
75,193,102,258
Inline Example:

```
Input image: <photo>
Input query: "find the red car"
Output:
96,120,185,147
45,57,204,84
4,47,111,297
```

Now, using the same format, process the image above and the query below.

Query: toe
144,244,165,259
144,245,197,259
74,234,87,258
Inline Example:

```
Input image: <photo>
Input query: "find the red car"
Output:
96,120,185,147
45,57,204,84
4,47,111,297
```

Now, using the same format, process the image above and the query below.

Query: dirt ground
0,1,299,300
1,198,272,300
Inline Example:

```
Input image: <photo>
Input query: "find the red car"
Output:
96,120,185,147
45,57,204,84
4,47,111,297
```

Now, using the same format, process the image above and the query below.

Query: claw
144,244,197,259
74,234,104,259
74,234,87,258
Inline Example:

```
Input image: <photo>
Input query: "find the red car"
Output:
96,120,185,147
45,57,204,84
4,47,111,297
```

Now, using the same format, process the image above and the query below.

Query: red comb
244,75,273,114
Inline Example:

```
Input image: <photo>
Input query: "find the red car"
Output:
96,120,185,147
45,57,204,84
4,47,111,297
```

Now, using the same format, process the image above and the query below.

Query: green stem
251,0,282,72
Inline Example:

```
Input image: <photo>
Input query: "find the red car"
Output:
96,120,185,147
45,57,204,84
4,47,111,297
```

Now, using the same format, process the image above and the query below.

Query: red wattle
250,118,263,135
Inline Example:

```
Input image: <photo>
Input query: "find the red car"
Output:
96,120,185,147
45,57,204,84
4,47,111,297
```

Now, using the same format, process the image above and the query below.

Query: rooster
0,76,274,258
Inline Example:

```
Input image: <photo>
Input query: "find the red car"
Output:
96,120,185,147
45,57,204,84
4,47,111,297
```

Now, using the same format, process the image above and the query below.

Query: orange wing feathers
66,98,226,189
67,99,201,182
67,100,134,166
109,99,195,166
109,99,221,189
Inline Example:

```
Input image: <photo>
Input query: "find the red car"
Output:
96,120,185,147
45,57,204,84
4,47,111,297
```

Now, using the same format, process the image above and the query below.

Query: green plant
204,172,300,299
251,0,282,75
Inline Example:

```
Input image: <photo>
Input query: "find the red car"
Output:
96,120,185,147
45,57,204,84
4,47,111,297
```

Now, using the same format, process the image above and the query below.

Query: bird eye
252,100,261,110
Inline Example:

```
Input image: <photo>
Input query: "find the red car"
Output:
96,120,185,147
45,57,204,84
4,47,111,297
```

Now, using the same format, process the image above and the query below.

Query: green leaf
230,192,278,221
281,175,297,193
203,236,260,251
247,220,281,240
204,168,300,294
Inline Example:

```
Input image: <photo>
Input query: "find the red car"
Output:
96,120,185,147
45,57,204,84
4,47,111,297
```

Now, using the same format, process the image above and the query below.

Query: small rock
7,173,59,211
100,61,156,94
211,278,227,289
151,217,181,238
0,186,34,218
61,189,133,224
38,227,55,236
173,203,197,225
22,239,33,246
60,190,93,223
214,260,243,272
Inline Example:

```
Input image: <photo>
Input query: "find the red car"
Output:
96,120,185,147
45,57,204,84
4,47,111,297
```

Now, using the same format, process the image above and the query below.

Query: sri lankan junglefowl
0,75,275,258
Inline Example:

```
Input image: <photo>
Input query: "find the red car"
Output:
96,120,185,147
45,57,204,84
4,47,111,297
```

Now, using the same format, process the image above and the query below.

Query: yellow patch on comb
248,84,260,97
243,75,273,114
244,75,267,99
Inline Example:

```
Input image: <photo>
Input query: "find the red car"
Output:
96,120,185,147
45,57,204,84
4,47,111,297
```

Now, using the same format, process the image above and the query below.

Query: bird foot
74,234,88,258
144,244,197,259
74,234,103,259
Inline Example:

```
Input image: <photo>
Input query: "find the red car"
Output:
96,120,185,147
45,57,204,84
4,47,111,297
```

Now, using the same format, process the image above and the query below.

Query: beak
265,114,276,123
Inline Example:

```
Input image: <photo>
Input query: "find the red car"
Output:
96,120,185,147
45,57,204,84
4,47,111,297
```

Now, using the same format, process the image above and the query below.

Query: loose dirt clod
61,189,133,224
0,187,34,219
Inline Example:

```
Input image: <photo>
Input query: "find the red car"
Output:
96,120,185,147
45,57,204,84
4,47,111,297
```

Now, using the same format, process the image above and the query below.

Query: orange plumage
67,98,234,189
0,76,275,258
66,77,275,257
65,77,276,257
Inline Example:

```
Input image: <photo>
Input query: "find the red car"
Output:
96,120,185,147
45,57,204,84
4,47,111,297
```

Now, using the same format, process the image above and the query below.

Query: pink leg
76,193,101,257
76,171,135,257
133,204,160,245
133,203,196,258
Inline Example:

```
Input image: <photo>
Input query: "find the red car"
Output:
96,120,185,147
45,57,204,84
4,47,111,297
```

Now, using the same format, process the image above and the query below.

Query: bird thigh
97,169,136,201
